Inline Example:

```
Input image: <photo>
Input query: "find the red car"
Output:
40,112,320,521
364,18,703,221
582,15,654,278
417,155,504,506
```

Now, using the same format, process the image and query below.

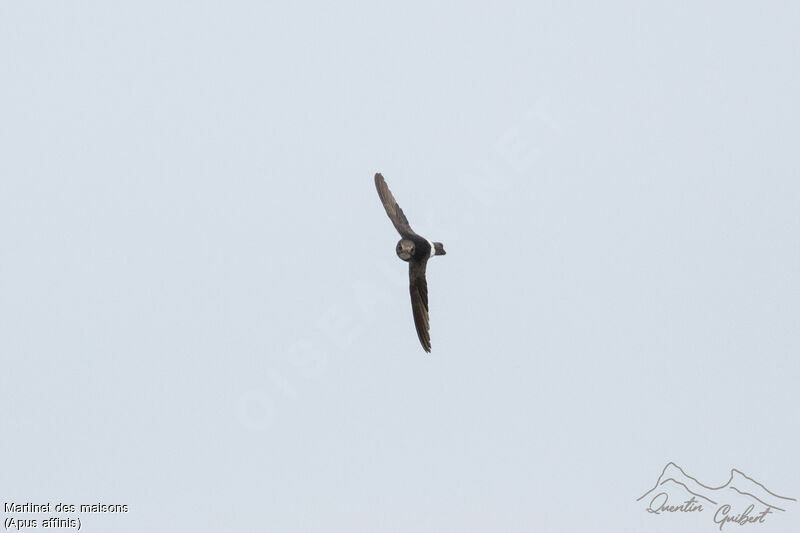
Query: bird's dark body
374,173,446,353
398,235,431,261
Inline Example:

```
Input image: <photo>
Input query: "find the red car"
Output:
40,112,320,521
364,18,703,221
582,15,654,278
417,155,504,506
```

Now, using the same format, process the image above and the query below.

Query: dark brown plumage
374,172,413,238
374,173,445,353
409,260,430,352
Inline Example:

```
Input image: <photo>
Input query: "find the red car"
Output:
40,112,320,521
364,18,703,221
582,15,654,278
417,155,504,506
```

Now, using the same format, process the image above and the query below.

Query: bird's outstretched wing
375,173,415,238
409,259,431,352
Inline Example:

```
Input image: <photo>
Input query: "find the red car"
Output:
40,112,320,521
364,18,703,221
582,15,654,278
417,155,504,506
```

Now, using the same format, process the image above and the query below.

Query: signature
638,462,795,530
713,504,773,530
647,493,704,514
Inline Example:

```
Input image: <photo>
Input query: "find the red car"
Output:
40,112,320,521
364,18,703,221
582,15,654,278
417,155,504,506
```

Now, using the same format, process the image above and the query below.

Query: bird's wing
409,259,431,352
375,173,416,238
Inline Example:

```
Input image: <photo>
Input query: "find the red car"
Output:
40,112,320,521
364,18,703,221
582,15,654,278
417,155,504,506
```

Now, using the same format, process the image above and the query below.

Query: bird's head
396,239,415,261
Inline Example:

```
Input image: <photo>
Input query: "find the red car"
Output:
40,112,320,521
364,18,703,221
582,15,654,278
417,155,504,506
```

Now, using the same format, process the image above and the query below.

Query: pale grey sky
1,2,799,532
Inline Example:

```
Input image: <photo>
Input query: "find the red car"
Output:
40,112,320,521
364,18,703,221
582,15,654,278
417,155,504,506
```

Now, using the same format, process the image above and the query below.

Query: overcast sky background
2,2,799,532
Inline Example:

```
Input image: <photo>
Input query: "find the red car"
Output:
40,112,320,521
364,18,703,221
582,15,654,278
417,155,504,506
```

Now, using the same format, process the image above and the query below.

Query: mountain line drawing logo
637,462,796,530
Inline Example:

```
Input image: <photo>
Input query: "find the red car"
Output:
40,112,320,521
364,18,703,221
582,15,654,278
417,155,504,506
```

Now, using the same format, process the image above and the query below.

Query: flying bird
374,173,446,352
